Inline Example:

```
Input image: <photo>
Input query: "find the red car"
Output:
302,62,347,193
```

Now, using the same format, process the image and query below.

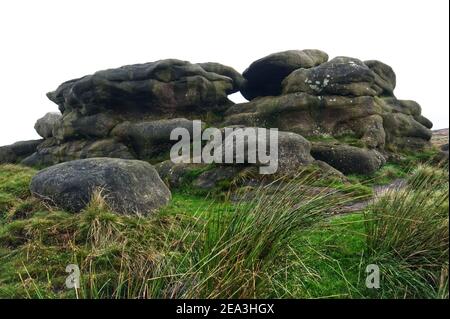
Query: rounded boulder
30,158,171,215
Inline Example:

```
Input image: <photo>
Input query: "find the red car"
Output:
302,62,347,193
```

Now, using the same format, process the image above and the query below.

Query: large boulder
241,49,328,100
0,140,43,164
276,131,315,174
47,59,236,117
311,143,386,175
203,128,315,174
34,112,62,138
282,57,381,97
30,158,171,215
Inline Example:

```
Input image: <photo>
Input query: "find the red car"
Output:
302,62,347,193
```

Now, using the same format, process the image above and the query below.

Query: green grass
0,160,448,299
364,164,449,298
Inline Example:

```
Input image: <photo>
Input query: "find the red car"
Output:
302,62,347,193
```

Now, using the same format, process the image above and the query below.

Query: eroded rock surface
1,51,435,181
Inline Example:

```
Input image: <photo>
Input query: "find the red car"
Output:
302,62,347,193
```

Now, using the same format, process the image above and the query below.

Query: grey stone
34,112,62,138
30,158,171,215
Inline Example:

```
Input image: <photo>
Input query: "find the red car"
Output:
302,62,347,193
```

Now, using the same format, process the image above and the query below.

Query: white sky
0,0,448,146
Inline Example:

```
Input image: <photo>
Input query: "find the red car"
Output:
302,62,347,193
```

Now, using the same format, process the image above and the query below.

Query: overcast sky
0,0,448,146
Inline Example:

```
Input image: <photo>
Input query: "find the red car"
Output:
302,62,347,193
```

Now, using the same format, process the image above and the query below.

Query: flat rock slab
30,158,171,215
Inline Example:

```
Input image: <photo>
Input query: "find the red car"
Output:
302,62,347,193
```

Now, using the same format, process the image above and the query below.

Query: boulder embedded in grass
30,158,171,215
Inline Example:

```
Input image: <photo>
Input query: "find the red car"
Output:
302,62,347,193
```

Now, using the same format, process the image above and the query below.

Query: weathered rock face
17,59,246,167
21,138,134,167
224,93,387,148
34,112,62,138
47,59,238,116
30,158,171,215
2,51,434,179
0,140,43,164
282,57,382,97
241,50,329,100
223,53,433,174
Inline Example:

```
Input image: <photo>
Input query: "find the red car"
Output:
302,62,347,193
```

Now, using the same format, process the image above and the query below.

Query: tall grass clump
144,171,359,298
364,164,449,298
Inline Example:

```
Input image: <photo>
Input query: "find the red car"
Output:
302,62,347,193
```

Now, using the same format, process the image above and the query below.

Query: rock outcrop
30,158,171,215
224,53,433,173
1,50,435,181
20,60,245,166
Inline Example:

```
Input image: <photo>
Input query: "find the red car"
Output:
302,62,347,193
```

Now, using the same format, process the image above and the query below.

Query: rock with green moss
224,93,386,149
30,158,171,215
282,57,381,97
155,160,216,189
5,51,434,178
382,112,432,151
193,166,243,189
47,59,237,116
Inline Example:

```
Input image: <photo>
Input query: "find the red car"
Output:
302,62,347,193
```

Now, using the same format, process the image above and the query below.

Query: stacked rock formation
1,50,434,181
225,51,433,174
16,59,245,167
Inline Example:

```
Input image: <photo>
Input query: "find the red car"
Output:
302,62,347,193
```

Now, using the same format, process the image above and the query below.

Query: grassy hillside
0,154,448,299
